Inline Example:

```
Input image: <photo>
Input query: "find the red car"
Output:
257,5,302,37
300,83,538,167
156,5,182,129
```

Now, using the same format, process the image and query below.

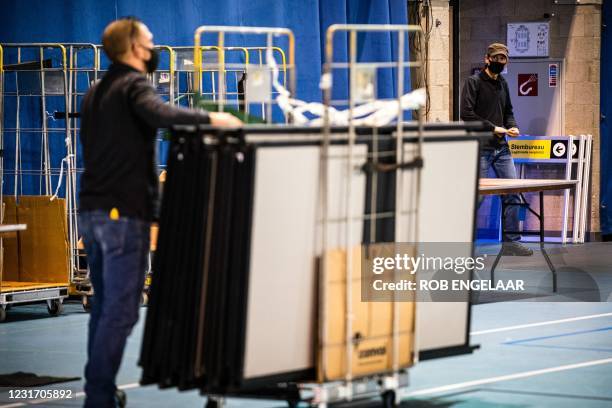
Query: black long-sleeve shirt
460,70,517,150
79,63,210,221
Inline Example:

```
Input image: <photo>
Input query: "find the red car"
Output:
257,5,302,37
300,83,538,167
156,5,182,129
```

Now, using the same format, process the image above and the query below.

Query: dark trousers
79,211,150,407
479,145,522,242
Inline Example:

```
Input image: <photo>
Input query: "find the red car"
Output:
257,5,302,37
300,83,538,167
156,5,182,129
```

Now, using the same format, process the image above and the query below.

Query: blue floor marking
504,343,612,353
503,326,612,345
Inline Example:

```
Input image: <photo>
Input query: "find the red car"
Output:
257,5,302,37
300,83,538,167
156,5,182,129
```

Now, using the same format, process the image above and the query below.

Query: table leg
490,201,507,285
539,191,558,292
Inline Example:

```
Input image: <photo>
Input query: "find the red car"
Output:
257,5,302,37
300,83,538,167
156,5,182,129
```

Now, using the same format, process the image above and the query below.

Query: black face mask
143,47,159,73
488,61,505,75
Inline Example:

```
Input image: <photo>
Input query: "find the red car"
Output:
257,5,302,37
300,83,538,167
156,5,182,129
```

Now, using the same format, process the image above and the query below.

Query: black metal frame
490,191,558,292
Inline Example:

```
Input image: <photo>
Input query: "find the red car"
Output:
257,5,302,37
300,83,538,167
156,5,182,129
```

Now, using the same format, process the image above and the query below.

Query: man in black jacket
461,43,532,256
79,18,242,407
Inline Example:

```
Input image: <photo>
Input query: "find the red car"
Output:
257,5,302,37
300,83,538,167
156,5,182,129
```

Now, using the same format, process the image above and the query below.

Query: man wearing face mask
461,43,533,256
78,17,242,407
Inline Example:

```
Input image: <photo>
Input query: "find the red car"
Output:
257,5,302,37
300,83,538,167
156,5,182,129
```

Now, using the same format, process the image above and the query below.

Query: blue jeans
78,211,150,407
479,145,522,242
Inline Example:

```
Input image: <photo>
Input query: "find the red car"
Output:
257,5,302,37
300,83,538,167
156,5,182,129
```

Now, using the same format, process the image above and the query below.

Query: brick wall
427,0,452,122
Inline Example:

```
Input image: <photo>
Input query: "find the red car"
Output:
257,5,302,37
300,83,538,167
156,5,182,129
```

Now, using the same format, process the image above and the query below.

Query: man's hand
209,112,243,128
506,127,520,137
493,126,508,135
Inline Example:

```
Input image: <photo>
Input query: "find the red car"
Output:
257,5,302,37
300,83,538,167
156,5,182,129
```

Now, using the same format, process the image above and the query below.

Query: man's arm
129,76,210,128
459,77,495,130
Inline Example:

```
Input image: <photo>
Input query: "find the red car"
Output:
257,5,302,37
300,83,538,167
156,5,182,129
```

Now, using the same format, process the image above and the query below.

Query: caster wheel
205,399,219,408
382,390,397,408
141,292,149,306
0,307,6,323
82,296,92,312
47,299,63,316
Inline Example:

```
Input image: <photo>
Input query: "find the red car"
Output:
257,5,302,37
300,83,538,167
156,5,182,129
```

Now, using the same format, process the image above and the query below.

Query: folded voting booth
140,122,489,406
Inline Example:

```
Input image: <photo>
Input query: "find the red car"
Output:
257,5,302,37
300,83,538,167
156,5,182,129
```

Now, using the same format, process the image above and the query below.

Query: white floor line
0,382,140,407
470,312,612,336
404,357,612,397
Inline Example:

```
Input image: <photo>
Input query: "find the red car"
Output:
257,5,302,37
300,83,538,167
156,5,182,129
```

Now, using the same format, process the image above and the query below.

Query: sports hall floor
1,242,611,407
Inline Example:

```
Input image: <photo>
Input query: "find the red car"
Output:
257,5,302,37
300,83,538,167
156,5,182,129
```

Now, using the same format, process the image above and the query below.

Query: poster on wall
507,22,549,57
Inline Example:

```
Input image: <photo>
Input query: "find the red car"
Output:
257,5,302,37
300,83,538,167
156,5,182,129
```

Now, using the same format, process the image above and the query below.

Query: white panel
418,140,479,243
398,139,479,352
244,144,367,379
244,146,320,378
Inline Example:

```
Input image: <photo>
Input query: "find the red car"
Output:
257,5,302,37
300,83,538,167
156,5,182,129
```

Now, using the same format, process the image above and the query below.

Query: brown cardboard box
1,196,70,286
318,245,416,382
1,198,20,282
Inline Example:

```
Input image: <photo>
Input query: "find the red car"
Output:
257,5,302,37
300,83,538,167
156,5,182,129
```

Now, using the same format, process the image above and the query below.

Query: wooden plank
0,280,67,293
0,224,27,234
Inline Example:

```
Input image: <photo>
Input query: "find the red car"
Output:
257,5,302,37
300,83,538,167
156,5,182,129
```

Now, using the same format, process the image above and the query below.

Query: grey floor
1,242,611,407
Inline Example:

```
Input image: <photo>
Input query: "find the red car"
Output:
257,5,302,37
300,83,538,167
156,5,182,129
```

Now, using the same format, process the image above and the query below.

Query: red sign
518,74,538,96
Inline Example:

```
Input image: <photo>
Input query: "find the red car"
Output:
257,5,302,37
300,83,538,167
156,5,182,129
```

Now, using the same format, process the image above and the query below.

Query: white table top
479,178,578,195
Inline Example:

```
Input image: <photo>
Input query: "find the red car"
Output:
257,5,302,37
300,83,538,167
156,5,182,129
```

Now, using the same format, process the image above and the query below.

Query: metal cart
195,24,424,408
0,43,72,321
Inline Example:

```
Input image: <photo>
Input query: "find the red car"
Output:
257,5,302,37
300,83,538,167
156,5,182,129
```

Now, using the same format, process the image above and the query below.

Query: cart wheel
141,292,149,306
82,296,92,312
0,307,6,323
205,399,219,408
381,390,398,408
47,299,63,316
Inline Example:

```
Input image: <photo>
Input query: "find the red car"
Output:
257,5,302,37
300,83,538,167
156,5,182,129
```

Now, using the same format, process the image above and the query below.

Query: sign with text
509,139,550,159
509,139,580,160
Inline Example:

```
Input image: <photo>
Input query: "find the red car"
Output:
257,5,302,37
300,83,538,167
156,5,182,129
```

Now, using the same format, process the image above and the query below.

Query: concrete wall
427,0,453,122
458,0,602,237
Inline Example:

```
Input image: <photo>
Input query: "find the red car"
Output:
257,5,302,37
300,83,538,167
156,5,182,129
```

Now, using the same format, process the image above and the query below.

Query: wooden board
0,280,67,293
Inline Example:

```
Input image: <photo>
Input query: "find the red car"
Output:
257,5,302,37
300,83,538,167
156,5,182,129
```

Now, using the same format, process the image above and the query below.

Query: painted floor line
470,312,612,335
505,343,612,353
403,357,612,397
504,326,612,345
0,383,140,407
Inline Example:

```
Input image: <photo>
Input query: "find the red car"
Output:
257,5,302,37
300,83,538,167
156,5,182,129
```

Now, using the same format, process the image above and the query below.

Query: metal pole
580,135,592,242
39,47,51,195
15,47,21,199
561,135,572,244
572,135,585,243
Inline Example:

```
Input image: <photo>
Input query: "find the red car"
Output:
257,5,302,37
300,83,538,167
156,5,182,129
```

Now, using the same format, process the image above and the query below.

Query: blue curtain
601,1,612,235
0,0,409,197
1,0,409,103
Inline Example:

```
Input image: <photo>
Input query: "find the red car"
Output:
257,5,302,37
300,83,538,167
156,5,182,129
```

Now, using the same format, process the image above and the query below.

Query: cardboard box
318,245,416,382
1,198,20,282
1,196,70,285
